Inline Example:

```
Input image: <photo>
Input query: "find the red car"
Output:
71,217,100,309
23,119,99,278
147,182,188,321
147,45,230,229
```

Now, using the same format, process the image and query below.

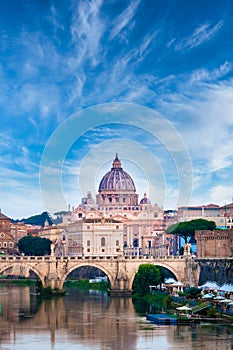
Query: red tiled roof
0,211,10,220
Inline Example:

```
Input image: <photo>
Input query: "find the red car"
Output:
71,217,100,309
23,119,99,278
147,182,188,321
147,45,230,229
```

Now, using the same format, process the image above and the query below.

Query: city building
10,222,28,243
219,203,233,229
62,217,124,256
0,210,15,254
177,204,226,227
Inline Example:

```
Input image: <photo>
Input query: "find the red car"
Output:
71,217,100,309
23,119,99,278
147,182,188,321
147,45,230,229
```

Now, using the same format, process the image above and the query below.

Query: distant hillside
13,211,53,226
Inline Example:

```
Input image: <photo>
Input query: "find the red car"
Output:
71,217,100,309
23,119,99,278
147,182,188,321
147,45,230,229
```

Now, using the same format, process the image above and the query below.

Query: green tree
133,264,161,295
184,287,201,299
166,219,216,243
18,236,52,256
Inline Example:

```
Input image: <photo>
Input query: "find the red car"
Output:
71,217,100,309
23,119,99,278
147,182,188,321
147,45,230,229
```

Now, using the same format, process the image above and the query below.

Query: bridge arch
0,263,46,287
128,262,181,291
59,262,116,290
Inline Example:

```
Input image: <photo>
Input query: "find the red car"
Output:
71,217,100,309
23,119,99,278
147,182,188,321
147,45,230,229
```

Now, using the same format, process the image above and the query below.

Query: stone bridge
0,253,199,295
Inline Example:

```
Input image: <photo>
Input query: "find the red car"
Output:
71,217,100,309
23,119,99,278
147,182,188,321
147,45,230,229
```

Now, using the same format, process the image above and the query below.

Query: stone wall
195,229,233,258
198,259,233,285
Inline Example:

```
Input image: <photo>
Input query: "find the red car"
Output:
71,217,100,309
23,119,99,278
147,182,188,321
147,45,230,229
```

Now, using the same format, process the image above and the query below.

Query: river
0,284,232,350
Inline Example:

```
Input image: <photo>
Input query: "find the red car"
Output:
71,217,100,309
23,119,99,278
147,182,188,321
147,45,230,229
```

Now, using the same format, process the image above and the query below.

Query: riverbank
64,279,110,291
0,278,36,285
133,290,233,324
0,278,110,290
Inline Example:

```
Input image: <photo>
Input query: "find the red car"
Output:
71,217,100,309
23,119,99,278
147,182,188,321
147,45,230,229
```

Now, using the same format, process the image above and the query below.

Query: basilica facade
62,154,167,256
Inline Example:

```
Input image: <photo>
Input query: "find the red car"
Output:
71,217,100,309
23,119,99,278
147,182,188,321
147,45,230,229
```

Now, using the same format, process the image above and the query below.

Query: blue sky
1,0,233,218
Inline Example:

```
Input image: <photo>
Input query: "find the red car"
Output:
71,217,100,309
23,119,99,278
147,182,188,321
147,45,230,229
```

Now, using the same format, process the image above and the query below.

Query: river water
0,285,232,350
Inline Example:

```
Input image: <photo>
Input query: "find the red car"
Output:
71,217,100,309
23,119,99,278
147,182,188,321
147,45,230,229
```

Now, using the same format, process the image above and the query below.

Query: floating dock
146,314,177,325
146,314,203,325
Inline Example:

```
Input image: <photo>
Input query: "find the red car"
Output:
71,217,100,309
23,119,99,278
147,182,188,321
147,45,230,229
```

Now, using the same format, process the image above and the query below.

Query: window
9,242,13,248
87,240,90,247
87,248,90,253
116,225,119,229
0,233,4,238
78,213,82,218
101,237,105,247
3,242,7,248
87,225,90,229
116,240,119,246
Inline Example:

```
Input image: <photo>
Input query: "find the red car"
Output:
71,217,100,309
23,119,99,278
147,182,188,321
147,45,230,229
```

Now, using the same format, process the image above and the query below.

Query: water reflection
0,285,138,350
0,285,232,350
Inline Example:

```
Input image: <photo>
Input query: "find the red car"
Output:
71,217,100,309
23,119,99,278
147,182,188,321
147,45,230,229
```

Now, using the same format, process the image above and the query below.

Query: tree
166,219,216,243
133,264,161,295
18,236,52,256
184,286,201,299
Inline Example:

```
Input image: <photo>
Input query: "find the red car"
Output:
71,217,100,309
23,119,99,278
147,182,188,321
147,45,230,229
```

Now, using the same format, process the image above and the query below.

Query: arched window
101,237,105,247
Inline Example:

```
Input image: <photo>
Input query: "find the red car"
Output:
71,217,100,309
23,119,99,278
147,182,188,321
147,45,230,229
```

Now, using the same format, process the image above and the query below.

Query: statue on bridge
183,243,191,256
50,243,55,257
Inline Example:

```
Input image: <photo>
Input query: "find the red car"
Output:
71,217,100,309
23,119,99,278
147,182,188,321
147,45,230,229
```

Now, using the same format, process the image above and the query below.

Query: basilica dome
98,154,136,192
140,193,151,205
96,154,138,209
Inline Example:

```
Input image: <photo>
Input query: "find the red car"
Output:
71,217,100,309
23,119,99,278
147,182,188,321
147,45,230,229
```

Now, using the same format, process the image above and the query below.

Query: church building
62,154,165,256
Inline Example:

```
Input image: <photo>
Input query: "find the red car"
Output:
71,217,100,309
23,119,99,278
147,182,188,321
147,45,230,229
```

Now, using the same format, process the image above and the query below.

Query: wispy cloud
109,0,140,39
188,61,232,84
48,5,65,33
157,69,233,205
175,20,223,51
209,185,233,205
1,1,232,216
69,0,105,67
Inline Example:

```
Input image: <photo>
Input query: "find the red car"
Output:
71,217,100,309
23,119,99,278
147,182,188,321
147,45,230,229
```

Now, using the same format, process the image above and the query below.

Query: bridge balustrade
0,254,191,262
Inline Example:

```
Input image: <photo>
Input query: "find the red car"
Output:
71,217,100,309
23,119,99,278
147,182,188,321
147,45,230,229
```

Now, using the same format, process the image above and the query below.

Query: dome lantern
112,153,121,169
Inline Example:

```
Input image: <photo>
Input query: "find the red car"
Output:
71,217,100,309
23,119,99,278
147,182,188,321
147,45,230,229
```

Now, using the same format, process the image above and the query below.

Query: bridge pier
44,244,64,291
45,273,61,290
108,256,133,296
108,277,133,296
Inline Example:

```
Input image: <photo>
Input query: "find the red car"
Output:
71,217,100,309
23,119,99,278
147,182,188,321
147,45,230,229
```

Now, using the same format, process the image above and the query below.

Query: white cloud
49,5,65,33
109,0,140,39
0,165,42,218
209,185,233,205
188,61,232,85
70,0,105,67
175,20,223,51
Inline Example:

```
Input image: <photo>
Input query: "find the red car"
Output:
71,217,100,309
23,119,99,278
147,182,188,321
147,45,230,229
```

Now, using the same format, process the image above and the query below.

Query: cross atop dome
112,153,122,169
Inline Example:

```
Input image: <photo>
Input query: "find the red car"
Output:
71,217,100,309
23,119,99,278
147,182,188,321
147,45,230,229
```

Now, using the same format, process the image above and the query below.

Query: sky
1,0,233,219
